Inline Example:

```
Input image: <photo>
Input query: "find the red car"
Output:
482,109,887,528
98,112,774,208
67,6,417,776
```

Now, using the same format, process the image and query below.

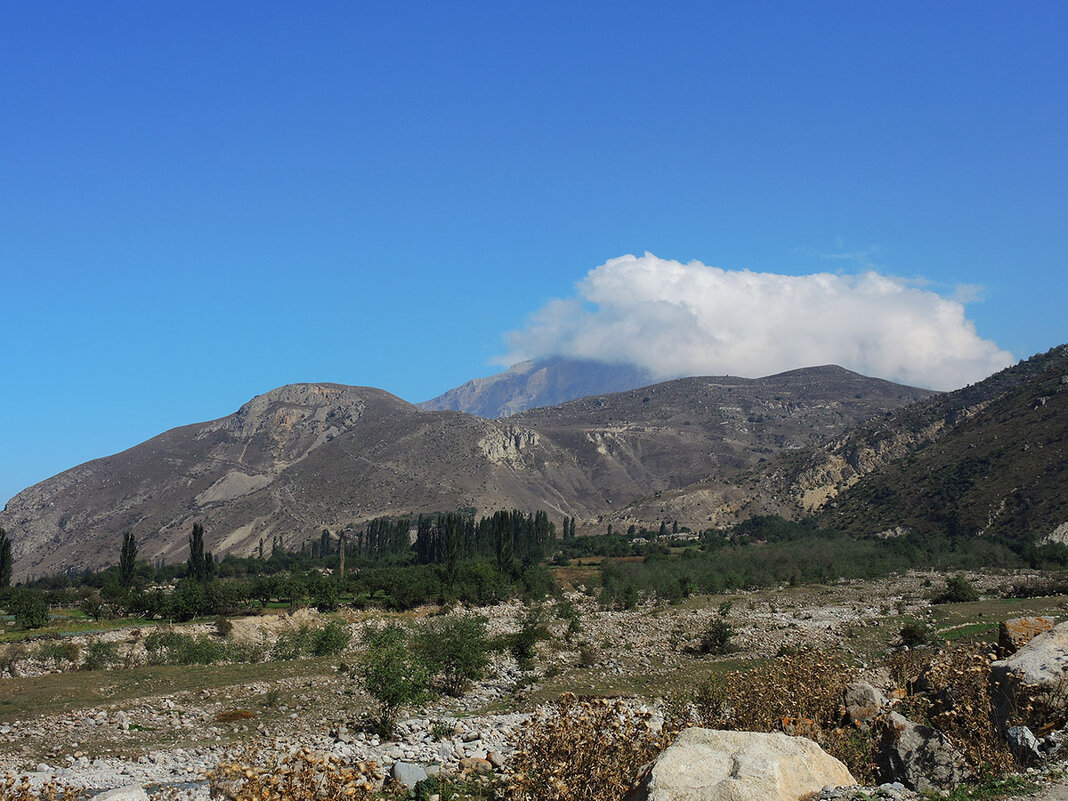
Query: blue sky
1,1,1065,505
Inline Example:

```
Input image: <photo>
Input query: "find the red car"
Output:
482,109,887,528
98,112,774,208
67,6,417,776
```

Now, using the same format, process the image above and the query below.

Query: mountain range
1,359,939,580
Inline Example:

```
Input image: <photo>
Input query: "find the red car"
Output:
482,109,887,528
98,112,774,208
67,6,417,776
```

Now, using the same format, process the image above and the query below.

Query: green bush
272,627,312,660
900,621,935,648
36,639,80,668
416,615,492,696
698,620,734,655
310,622,351,656
934,575,980,604
81,640,120,671
356,624,431,738
508,607,548,670
143,628,226,665
8,590,49,630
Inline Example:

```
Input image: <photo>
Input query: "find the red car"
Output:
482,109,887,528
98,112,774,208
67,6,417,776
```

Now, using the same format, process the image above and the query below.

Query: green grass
0,655,340,723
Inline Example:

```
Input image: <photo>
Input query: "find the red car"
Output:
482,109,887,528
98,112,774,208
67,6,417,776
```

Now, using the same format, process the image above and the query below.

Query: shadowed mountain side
609,346,1067,539
1,368,935,579
418,357,656,418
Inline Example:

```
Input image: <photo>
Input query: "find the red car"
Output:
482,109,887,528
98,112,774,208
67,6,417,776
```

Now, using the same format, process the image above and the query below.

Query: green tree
9,590,49,630
119,531,137,586
416,615,492,696
0,527,12,587
188,523,205,580
356,624,431,738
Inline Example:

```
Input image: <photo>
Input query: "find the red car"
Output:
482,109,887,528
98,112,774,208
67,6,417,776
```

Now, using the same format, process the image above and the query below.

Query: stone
459,756,493,775
1007,725,1042,765
991,620,1068,728
999,617,1054,654
89,788,150,801
391,761,428,789
844,681,887,727
624,727,854,801
875,712,973,791
487,750,506,769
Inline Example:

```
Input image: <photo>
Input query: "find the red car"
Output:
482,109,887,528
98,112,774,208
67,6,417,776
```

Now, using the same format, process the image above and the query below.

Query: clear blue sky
2,1,1065,505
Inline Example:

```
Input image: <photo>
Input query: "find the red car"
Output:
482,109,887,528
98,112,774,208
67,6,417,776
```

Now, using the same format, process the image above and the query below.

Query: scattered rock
89,788,150,801
1007,725,1042,765
625,727,855,801
844,681,887,727
875,712,973,791
392,761,428,788
999,617,1054,654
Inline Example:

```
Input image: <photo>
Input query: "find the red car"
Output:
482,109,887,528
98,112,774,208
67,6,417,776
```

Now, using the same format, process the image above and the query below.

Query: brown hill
0,368,934,580
615,346,1067,538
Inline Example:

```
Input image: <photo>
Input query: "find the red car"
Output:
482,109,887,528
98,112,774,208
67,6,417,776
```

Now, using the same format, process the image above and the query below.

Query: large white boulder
991,620,1068,727
627,727,855,801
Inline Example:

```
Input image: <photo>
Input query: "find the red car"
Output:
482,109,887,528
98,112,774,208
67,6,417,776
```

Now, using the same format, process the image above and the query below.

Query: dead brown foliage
0,775,84,801
505,694,673,801
208,749,381,801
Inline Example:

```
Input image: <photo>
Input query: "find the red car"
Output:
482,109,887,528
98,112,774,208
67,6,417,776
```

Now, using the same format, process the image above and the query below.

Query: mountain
418,357,656,417
612,346,1068,541
0,367,933,580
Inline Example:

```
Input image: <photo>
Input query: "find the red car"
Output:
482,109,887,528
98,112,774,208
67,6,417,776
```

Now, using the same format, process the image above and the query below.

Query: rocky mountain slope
0,368,932,580
418,357,656,417
614,346,1068,540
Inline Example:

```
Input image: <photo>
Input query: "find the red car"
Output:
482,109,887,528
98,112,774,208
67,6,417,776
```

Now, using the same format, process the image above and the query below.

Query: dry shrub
914,644,1013,773
0,775,85,801
208,749,380,801
687,649,854,733
505,694,672,801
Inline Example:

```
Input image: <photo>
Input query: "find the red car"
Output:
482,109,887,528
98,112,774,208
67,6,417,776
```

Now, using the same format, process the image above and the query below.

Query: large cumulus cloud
500,253,1013,390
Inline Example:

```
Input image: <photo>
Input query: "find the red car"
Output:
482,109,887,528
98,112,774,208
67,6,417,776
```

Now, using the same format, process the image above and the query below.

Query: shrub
0,643,28,676
9,590,49,630
416,615,492,696
143,628,226,665
272,626,312,660
698,620,734,655
508,607,548,670
208,749,379,800
81,640,120,671
310,622,352,656
505,694,672,801
0,775,84,801
899,621,935,648
356,624,431,738
36,639,80,669
213,616,233,637
934,575,980,604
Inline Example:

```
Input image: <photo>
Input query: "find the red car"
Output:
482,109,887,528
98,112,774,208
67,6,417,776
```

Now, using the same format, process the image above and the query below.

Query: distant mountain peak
419,357,657,418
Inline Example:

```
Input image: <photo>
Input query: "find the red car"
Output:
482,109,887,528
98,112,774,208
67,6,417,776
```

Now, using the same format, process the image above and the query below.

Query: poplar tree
119,531,137,586
0,527,12,588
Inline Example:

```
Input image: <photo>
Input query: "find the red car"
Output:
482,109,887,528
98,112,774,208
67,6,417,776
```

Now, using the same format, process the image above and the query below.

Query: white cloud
500,253,1014,390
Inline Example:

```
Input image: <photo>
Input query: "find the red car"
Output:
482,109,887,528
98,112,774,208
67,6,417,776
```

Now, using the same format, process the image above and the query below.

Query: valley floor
3,570,1068,799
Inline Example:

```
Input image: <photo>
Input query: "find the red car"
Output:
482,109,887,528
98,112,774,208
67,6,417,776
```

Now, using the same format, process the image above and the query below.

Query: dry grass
0,775,84,801
208,749,381,800
504,694,672,801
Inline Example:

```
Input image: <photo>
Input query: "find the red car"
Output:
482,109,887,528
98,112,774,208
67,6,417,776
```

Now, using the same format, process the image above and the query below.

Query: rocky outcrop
999,617,1055,654
626,727,855,801
875,712,973,791
991,620,1068,728
844,681,888,728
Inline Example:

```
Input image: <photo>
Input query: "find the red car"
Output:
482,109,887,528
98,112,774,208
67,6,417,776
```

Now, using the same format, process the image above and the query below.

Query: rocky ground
3,571,1068,798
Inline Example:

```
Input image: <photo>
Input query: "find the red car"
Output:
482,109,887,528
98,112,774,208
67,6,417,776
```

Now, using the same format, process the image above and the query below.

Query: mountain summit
418,357,656,417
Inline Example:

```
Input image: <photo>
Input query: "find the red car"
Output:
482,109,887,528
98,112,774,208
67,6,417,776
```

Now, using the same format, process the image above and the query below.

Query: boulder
999,617,1054,654
90,788,150,801
991,620,1068,728
391,761,428,789
875,712,972,791
625,727,855,801
844,682,888,728
1007,725,1042,765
